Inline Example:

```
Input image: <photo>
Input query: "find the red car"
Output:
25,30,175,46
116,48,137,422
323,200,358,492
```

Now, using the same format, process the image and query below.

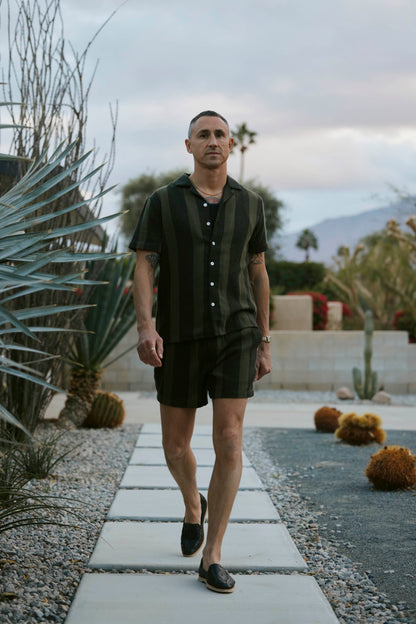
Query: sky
2,0,416,237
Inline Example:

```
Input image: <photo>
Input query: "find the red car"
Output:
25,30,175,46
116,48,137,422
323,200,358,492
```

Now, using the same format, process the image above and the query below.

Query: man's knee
162,436,190,462
213,426,242,465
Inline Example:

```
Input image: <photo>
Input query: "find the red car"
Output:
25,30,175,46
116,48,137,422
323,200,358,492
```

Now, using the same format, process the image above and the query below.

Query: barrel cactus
335,412,386,446
366,446,416,490
83,392,125,429
314,406,343,433
352,310,378,399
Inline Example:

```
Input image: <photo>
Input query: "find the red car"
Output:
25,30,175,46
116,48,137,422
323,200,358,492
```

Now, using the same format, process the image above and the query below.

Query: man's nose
208,133,218,145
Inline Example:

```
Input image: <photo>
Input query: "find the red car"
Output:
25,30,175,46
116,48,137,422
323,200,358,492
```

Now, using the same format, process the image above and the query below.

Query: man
129,110,272,594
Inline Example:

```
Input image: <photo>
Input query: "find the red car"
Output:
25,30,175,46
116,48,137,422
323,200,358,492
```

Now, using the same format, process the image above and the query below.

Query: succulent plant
314,406,342,433
83,392,125,429
352,310,378,399
335,412,386,446
366,445,416,490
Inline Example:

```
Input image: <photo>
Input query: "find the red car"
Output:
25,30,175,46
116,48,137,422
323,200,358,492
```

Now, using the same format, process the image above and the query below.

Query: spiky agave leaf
67,254,137,371
0,138,123,433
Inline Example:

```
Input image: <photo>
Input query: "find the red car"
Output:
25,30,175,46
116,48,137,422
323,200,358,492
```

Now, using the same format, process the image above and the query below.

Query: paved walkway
54,394,415,624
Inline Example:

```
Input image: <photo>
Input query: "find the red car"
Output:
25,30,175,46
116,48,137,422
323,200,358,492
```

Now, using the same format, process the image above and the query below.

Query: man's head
187,110,229,139
185,111,233,171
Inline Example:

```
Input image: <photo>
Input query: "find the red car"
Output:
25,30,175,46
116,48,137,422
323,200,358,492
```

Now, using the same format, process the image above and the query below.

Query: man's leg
201,397,247,568
160,404,201,523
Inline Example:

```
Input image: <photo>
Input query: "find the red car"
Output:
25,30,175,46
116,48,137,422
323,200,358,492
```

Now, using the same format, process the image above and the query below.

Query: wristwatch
261,336,271,343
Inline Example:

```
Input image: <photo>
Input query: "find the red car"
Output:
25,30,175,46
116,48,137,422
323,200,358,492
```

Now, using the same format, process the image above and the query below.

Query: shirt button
206,221,211,226
210,261,215,266
211,241,216,246
203,203,208,207
211,302,215,307
210,281,215,286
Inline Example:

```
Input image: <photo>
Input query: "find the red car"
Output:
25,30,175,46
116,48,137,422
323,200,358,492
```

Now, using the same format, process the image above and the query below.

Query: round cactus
366,445,416,490
314,406,343,433
335,412,386,446
84,392,125,429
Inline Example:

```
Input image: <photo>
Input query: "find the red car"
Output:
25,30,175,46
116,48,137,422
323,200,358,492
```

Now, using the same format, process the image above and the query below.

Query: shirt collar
173,173,243,193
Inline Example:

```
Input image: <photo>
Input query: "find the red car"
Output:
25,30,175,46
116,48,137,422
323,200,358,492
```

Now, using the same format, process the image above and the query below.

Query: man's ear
229,137,234,150
185,138,192,154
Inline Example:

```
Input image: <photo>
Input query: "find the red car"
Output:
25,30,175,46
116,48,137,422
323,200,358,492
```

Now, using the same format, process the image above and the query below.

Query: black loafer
181,493,207,557
198,559,235,593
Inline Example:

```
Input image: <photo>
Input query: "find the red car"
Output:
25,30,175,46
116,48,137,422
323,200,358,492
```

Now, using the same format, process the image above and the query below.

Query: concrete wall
101,327,416,394
271,295,312,330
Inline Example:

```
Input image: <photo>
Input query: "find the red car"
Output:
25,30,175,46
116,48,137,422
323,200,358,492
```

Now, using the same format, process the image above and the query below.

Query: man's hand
254,343,272,382
137,327,164,367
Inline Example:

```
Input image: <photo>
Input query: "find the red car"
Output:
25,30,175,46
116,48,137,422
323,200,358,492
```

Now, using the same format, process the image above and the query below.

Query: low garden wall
101,327,416,394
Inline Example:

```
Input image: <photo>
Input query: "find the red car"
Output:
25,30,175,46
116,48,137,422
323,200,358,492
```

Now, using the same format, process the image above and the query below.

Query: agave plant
0,137,121,436
58,254,137,427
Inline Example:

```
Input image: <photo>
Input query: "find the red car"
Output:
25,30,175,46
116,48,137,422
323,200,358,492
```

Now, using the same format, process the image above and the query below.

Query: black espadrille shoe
198,559,235,594
181,493,207,557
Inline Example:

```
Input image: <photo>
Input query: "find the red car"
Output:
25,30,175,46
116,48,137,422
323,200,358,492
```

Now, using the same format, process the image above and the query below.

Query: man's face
185,116,233,170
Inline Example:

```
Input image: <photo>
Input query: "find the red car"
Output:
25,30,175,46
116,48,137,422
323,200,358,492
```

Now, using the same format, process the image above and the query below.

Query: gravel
243,428,414,624
1,415,414,624
253,389,416,406
0,423,140,624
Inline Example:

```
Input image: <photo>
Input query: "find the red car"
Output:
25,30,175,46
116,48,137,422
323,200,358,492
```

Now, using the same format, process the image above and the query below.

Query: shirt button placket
209,238,217,312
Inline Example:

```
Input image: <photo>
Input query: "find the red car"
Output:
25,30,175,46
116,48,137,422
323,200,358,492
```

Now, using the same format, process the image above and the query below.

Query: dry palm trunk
57,368,103,428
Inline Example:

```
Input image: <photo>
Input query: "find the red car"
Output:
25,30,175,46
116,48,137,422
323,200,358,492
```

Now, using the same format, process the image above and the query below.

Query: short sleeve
248,196,269,254
128,193,162,253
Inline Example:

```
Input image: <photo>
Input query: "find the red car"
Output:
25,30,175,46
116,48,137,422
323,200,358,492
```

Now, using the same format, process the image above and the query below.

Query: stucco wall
101,327,416,394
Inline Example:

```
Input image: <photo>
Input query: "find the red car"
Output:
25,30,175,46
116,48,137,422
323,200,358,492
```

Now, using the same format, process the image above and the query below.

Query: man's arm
248,252,272,381
133,249,163,367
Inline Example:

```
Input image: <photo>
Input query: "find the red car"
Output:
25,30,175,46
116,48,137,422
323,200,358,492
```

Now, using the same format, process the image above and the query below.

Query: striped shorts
154,327,262,408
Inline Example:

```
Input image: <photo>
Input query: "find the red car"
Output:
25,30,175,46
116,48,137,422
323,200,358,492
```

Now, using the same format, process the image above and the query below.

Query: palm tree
231,123,257,183
296,228,318,261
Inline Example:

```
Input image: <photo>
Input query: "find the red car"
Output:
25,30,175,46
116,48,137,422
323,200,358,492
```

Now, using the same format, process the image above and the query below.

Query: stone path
65,423,340,624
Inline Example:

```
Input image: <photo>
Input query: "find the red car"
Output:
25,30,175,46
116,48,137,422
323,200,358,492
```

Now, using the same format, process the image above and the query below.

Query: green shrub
266,260,325,293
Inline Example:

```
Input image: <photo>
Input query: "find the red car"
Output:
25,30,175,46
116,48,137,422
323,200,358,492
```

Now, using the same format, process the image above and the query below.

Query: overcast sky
2,0,416,237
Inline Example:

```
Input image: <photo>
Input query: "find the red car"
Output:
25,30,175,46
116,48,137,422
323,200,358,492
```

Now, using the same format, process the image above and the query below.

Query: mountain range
276,196,416,265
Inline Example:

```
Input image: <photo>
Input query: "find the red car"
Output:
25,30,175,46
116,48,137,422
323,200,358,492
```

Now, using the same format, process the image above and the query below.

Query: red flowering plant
342,302,354,319
288,291,329,330
393,310,416,343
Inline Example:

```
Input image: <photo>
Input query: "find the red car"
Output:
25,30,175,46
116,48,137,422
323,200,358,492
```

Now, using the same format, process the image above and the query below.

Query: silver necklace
193,182,223,198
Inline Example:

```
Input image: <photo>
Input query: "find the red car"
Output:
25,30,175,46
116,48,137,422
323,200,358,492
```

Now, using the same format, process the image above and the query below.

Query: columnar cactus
84,392,125,429
352,310,378,399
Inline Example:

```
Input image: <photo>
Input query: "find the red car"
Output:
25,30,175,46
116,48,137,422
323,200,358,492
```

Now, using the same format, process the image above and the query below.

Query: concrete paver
120,464,264,490
65,573,339,624
136,433,214,448
141,422,213,434
88,521,307,572
108,489,280,522
130,447,251,466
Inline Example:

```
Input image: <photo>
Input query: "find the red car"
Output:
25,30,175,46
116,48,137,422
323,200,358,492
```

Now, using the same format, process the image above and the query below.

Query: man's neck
190,165,227,195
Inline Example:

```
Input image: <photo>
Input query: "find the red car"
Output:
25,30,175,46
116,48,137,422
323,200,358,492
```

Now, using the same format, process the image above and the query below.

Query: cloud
3,0,416,233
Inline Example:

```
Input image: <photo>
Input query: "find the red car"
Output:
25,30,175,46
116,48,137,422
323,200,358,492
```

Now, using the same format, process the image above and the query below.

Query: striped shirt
129,174,269,343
